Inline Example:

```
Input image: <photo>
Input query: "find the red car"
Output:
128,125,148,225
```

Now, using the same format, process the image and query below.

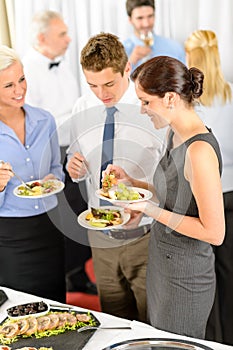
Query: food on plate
36,316,51,332
24,317,38,336
76,314,91,322
62,313,77,326
16,180,61,197
15,347,37,350
85,207,123,228
17,319,29,335
0,345,53,349
7,301,49,318
0,323,19,338
0,311,96,345
0,346,53,350
101,183,144,201
57,313,67,329
46,314,59,330
15,348,37,350
102,172,117,190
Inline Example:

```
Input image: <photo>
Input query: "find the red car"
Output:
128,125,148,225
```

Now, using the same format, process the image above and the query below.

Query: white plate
6,301,50,320
13,179,64,199
78,206,131,231
96,187,153,203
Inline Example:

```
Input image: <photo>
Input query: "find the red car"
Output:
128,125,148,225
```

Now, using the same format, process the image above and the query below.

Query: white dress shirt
196,83,233,193
22,48,79,146
68,81,167,208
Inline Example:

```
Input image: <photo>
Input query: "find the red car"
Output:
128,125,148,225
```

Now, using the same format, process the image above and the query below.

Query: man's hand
67,152,88,179
130,46,152,65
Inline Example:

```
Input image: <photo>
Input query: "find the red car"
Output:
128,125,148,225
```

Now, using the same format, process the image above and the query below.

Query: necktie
100,106,117,189
49,61,60,69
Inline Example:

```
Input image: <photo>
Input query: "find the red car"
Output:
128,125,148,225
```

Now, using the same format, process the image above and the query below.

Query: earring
169,105,174,110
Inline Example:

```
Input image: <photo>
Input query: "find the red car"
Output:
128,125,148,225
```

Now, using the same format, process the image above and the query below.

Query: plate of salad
78,206,130,230
13,179,64,199
96,183,153,203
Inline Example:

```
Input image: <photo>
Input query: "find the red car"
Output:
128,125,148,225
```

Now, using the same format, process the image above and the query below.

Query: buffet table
0,286,232,350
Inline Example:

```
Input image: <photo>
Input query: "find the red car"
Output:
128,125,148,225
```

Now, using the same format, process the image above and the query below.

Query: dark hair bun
189,67,204,99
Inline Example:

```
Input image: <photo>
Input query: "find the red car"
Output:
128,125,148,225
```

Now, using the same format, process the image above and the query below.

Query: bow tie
49,61,60,69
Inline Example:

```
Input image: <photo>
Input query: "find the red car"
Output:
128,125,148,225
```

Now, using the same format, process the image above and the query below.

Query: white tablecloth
0,286,232,350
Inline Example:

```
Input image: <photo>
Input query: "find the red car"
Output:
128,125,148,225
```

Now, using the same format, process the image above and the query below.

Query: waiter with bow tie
22,10,79,152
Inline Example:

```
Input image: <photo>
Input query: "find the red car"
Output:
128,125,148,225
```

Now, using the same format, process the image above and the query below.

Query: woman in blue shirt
0,45,66,302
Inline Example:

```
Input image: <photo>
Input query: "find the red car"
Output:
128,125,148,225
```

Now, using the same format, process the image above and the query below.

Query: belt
104,224,151,240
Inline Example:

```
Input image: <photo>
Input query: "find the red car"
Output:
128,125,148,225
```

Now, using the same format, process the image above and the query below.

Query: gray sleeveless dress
147,130,222,339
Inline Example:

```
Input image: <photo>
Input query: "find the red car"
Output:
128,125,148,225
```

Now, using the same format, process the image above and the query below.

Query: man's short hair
30,10,63,47
80,33,128,76
126,0,155,17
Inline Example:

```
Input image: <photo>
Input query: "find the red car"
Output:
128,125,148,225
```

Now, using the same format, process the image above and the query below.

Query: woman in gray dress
104,56,225,339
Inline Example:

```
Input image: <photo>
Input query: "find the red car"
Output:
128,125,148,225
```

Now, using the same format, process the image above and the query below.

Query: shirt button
30,175,34,179
26,145,30,149
35,205,39,209
26,158,30,162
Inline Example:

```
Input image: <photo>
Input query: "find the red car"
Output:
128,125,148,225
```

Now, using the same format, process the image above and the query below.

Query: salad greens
113,183,142,200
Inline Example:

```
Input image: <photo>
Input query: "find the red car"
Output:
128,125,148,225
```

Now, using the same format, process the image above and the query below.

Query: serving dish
6,301,49,320
102,338,213,350
13,179,64,199
0,307,99,350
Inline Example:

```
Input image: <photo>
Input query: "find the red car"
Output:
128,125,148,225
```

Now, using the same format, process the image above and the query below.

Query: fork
82,160,91,177
11,170,35,192
77,325,132,333
82,160,92,185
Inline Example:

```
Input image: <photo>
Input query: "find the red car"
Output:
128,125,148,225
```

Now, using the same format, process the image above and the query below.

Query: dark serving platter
0,308,100,350
102,338,214,350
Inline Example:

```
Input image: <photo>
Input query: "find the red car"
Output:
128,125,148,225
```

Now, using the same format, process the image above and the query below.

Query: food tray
0,309,100,350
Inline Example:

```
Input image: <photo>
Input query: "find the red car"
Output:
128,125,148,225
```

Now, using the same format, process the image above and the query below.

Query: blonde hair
185,30,232,106
0,45,21,72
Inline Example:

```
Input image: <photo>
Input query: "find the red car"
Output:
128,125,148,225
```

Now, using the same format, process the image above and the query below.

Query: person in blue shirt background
0,45,66,303
123,0,186,71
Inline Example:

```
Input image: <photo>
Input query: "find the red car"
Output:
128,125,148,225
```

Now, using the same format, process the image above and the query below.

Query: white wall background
14,0,233,95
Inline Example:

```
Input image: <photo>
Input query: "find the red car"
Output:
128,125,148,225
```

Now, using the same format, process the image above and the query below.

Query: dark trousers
89,232,150,322
206,191,233,345
0,209,66,303
61,155,92,288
